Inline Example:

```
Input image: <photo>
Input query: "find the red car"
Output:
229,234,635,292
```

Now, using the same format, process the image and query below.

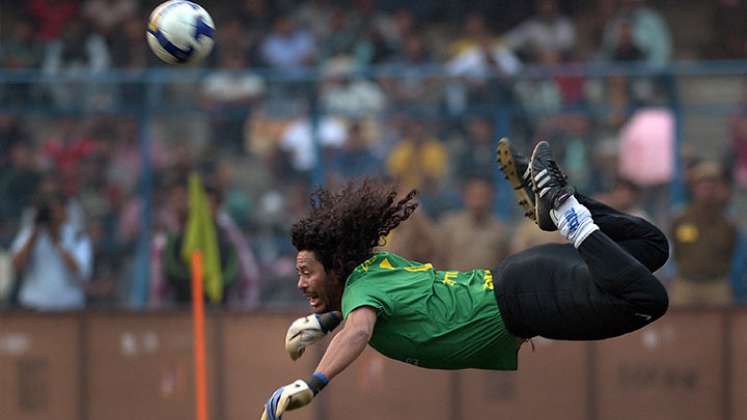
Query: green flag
182,172,223,303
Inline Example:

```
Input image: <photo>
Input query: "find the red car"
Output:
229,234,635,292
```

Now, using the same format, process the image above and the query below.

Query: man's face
296,250,341,313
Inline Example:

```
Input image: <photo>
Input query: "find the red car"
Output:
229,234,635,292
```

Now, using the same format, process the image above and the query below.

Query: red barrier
221,312,316,420
733,311,747,420
595,311,725,420
459,339,588,420
1,309,745,420
320,346,452,420
0,314,80,420
85,312,221,420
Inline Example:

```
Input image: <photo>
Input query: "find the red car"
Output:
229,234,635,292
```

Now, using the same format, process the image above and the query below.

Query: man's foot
529,141,575,231
496,138,536,221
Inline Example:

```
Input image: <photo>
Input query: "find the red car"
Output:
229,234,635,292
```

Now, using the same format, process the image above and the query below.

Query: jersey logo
634,312,652,321
564,208,580,234
442,271,458,286
379,258,394,270
403,263,432,272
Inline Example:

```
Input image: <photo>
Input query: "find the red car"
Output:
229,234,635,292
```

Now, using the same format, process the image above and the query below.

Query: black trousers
493,195,670,340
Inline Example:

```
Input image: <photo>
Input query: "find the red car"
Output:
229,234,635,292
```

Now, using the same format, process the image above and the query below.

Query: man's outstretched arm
261,306,377,420
315,306,377,380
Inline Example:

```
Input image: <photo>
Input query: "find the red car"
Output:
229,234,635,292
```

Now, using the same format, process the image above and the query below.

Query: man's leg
495,235,669,341
493,141,669,340
575,194,669,273
495,138,668,273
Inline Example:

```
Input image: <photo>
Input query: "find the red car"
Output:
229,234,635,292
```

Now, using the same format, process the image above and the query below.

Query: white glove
260,380,314,420
285,312,341,360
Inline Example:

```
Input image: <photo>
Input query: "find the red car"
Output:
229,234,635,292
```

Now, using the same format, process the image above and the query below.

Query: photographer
10,192,92,310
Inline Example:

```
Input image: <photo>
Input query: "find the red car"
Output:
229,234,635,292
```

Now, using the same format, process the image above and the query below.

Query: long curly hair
291,178,418,283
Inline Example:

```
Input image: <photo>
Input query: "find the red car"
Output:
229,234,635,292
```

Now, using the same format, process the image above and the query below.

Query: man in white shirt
11,193,92,310
504,0,576,61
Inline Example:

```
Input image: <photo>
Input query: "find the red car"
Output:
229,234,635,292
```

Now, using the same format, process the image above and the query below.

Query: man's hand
260,380,314,420
285,312,341,360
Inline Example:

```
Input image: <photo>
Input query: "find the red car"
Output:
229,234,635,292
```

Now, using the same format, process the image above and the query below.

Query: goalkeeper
261,140,669,419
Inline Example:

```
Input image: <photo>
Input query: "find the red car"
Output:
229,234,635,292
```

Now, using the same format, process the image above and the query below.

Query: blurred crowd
0,0,746,310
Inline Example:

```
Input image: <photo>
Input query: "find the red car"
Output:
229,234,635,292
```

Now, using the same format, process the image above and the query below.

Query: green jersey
341,252,518,370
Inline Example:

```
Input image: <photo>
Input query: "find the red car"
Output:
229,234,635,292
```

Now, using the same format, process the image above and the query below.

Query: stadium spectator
42,17,112,109
617,103,675,222
437,176,509,271
108,16,151,108
504,0,576,62
109,16,151,69
609,19,645,62
703,0,746,60
260,16,316,71
602,0,672,65
319,57,387,117
0,17,43,69
446,26,521,115
208,18,253,67
10,192,93,310
509,217,566,254
374,8,414,55
380,207,439,266
351,21,398,67
154,185,258,306
670,161,738,305
446,12,490,58
0,115,29,169
379,32,440,111
316,7,360,61
0,143,42,224
40,119,98,196
201,48,265,153
41,17,109,73
454,117,498,182
727,81,747,191
280,115,348,174
28,0,79,42
416,174,461,221
82,0,137,37
513,49,574,116
532,113,593,189
293,0,337,42
328,120,382,182
386,119,447,190
594,177,648,219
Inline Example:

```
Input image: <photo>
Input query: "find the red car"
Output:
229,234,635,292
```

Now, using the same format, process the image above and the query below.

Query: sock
551,196,599,248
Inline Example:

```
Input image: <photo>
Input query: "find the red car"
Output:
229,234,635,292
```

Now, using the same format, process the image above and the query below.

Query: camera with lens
35,204,52,224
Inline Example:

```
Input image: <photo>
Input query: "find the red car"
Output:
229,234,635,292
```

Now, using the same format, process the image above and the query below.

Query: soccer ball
146,1,215,65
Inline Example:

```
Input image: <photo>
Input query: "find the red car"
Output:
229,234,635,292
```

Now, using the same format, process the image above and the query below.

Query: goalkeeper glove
285,311,341,361
260,373,329,420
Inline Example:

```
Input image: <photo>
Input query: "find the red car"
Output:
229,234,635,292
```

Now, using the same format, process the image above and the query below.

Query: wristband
307,371,330,395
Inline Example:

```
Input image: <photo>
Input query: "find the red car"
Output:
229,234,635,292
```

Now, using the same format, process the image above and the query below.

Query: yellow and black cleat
496,137,536,221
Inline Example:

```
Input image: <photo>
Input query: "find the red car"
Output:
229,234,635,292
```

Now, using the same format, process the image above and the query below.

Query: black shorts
491,195,669,340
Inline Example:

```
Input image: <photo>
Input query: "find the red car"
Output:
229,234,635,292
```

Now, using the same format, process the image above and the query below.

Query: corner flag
182,172,223,303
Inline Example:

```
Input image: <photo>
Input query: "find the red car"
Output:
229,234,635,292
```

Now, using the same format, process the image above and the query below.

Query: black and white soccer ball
146,0,215,65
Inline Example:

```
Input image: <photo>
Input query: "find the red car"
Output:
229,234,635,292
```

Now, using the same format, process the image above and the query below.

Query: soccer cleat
529,141,575,231
496,138,536,221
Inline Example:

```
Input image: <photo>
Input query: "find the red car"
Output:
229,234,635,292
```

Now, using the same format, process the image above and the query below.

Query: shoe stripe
539,187,551,197
535,172,551,188
535,168,548,179
522,167,531,181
